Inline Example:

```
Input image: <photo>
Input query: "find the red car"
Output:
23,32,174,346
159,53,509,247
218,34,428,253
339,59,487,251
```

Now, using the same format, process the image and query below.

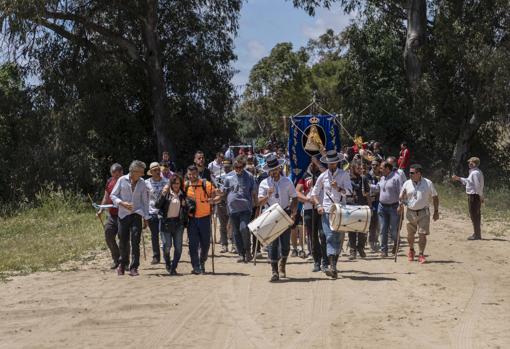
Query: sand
1,210,509,349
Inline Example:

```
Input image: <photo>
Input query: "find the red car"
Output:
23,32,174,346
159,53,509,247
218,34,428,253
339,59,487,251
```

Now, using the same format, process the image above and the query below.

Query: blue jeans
378,203,399,253
188,216,211,270
267,228,291,263
148,214,161,260
230,210,252,256
321,213,345,256
160,219,184,270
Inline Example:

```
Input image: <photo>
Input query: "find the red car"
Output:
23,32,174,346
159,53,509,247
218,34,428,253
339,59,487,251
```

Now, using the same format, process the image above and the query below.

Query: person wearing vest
311,150,353,279
185,165,220,274
97,163,123,269
258,155,298,282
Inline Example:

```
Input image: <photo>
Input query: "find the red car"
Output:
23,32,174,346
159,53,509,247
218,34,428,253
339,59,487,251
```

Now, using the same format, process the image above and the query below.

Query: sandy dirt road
1,210,509,349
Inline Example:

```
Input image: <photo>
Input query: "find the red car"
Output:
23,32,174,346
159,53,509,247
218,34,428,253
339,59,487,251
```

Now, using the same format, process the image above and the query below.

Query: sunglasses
409,171,417,174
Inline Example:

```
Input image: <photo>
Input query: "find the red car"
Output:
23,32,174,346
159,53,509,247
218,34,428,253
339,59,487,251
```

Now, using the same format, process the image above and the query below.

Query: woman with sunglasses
156,174,187,275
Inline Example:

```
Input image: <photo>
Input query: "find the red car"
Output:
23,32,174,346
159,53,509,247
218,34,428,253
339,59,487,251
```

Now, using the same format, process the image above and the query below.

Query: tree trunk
404,0,427,92
450,114,483,175
143,0,173,158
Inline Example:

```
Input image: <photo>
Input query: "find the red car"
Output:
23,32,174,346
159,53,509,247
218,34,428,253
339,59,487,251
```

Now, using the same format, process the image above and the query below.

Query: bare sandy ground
1,210,509,349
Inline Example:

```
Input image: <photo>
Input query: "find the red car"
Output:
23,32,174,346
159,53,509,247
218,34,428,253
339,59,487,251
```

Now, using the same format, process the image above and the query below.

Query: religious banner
288,114,342,182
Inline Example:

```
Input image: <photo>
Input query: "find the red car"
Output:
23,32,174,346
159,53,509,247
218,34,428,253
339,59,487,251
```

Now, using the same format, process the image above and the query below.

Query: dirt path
1,211,509,349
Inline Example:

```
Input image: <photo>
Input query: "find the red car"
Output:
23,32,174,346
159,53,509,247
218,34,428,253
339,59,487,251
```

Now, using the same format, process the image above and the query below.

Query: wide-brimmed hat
320,150,345,164
262,154,285,172
147,162,161,176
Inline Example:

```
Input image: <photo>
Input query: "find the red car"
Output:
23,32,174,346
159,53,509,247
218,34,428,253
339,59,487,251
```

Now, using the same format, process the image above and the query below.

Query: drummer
311,150,352,279
258,154,298,282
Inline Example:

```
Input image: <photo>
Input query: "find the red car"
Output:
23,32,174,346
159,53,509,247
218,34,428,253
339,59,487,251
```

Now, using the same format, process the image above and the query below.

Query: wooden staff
87,194,105,229
394,207,405,263
210,203,216,274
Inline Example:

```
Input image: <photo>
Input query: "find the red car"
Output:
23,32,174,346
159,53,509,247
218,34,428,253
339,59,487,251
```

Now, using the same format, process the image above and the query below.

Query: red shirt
398,148,410,169
105,177,119,216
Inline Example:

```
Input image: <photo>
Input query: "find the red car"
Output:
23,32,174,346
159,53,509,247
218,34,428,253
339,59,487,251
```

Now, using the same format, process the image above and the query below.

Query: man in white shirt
400,164,439,264
110,160,150,276
208,152,225,182
258,155,298,282
452,157,484,240
145,162,168,265
311,150,352,279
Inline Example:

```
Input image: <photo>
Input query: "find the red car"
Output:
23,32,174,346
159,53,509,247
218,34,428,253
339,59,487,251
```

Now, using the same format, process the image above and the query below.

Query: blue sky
233,0,354,91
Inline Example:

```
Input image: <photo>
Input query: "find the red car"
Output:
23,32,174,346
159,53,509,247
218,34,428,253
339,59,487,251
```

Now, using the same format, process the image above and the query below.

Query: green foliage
0,189,102,277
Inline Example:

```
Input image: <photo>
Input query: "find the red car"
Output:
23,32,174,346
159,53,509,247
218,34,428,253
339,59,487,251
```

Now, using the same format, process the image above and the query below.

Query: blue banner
288,114,341,183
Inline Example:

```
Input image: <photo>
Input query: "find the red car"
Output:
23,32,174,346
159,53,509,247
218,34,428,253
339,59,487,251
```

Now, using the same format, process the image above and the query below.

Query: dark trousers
348,232,367,250
267,228,291,263
304,209,327,266
148,214,161,260
188,216,211,270
104,215,120,263
468,194,482,238
368,201,379,243
118,214,142,269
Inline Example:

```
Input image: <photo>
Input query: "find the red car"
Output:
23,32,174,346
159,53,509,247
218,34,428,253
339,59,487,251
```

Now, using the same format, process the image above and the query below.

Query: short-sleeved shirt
401,178,437,211
223,170,257,214
298,171,321,210
105,177,119,216
258,176,297,211
186,179,214,218
145,177,168,215
372,170,403,205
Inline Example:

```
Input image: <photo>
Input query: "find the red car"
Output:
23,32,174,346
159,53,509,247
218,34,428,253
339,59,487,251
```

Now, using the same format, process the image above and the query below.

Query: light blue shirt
110,174,150,220
222,170,257,214
371,170,403,205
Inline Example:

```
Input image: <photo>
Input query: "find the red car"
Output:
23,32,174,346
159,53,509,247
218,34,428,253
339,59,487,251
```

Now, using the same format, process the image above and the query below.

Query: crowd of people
95,141,484,281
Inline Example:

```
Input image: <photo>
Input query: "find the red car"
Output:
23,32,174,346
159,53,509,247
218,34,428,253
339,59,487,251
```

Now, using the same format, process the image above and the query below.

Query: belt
380,202,399,207
408,207,428,215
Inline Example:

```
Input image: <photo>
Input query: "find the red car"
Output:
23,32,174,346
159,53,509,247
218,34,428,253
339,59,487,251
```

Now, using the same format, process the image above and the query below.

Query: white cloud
301,6,353,39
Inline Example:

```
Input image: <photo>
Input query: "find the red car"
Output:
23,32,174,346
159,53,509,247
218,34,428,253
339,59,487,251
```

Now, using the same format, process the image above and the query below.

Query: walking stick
252,205,262,266
88,194,105,229
210,203,216,274
394,207,405,263
301,210,306,258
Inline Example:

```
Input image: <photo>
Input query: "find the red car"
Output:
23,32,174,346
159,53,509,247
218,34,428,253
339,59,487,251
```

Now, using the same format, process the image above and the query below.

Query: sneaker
220,245,228,253
166,265,172,274
199,263,206,274
129,268,139,276
117,265,125,276
237,256,245,263
270,272,279,282
151,257,160,265
418,254,426,264
191,268,201,275
467,235,481,241
312,263,321,272
408,249,415,262
291,249,298,257
348,249,356,260
231,247,237,254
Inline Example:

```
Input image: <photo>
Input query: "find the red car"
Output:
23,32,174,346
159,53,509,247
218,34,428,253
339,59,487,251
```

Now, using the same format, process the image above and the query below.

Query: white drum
248,203,294,246
329,204,372,234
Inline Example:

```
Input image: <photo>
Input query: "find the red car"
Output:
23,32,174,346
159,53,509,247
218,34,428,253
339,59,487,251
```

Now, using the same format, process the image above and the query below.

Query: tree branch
41,10,142,64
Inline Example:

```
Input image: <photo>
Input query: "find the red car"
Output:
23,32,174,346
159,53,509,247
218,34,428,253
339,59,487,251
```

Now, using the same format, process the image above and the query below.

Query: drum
248,203,294,246
329,203,371,233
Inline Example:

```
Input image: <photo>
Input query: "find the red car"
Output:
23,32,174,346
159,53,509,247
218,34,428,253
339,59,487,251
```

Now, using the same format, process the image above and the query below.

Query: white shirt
208,160,223,179
311,168,352,213
460,168,484,197
258,176,297,211
401,178,437,210
110,174,150,220
397,168,407,184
